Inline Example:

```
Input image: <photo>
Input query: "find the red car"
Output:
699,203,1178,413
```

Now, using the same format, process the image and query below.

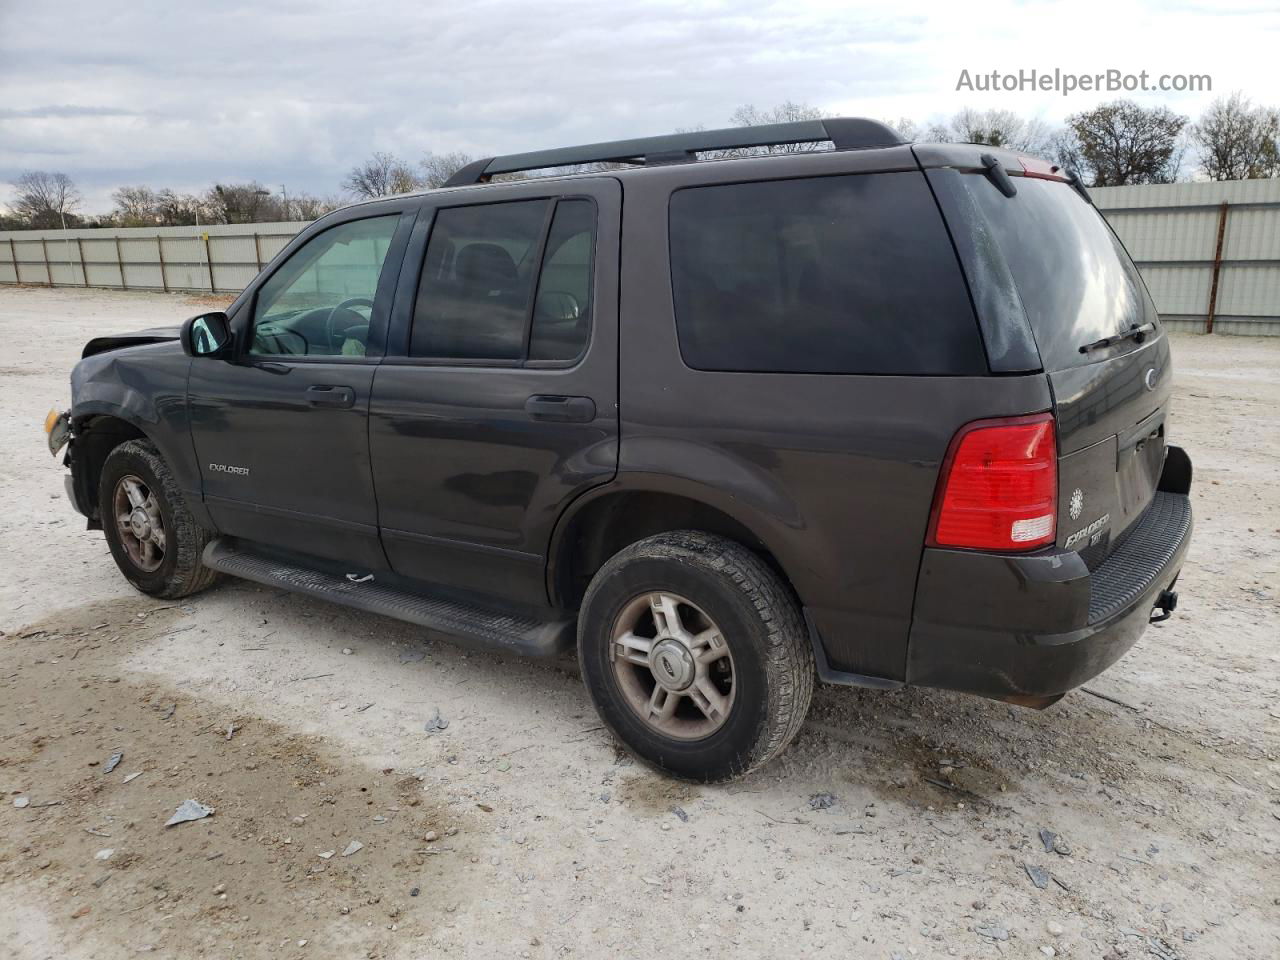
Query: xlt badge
1065,513,1110,549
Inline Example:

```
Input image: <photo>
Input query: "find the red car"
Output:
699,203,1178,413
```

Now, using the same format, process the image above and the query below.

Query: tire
577,531,814,782
99,439,220,599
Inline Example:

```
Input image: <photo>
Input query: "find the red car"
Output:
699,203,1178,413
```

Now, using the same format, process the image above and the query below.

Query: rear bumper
905,457,1193,705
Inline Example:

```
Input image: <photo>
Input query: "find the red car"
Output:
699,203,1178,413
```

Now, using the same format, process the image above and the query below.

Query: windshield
959,174,1159,371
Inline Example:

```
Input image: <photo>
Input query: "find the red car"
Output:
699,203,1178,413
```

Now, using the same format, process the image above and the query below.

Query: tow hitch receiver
1150,589,1179,623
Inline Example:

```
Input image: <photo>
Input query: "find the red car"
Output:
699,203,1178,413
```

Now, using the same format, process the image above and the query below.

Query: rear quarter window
668,172,987,375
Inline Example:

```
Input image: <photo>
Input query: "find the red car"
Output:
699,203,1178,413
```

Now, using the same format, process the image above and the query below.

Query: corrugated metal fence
0,222,305,295
1092,179,1280,336
2,177,1278,334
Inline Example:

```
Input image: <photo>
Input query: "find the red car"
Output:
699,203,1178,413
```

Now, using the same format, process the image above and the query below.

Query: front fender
69,343,208,527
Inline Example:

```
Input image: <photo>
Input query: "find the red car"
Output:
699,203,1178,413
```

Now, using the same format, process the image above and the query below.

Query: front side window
252,215,399,357
411,198,596,363
668,173,986,375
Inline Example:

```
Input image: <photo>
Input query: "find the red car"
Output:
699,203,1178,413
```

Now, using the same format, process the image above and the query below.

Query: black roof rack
443,117,904,187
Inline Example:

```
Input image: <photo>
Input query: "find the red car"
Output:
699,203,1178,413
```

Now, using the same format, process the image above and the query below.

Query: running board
202,539,573,658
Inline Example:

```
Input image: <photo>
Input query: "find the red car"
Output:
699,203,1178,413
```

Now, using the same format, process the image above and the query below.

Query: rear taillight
928,413,1057,551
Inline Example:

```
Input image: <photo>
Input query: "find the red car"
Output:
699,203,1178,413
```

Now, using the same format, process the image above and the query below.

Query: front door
189,208,413,569
370,179,620,606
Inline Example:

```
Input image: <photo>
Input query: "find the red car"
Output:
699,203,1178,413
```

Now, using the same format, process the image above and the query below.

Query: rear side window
411,198,595,363
955,176,1158,371
668,173,986,375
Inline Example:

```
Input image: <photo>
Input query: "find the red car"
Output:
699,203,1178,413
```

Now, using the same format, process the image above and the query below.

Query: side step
202,539,573,658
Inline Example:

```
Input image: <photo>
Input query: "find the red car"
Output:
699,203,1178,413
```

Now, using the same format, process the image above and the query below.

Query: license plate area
1117,409,1165,527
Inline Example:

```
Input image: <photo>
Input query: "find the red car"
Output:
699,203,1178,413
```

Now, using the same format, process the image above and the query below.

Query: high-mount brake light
928,413,1057,552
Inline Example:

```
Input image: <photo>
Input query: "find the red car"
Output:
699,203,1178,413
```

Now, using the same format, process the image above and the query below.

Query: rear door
369,178,620,606
937,166,1170,563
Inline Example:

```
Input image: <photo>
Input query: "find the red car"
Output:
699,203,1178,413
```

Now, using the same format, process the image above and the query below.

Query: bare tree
928,108,1054,154
420,151,476,189
291,192,343,220
1062,100,1188,186
112,186,160,226
205,182,281,224
7,171,82,228
882,117,921,142
1191,93,1280,180
153,189,209,226
343,152,420,199
725,101,830,155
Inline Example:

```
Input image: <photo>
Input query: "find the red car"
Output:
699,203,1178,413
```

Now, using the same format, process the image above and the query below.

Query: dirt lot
1,285,1277,960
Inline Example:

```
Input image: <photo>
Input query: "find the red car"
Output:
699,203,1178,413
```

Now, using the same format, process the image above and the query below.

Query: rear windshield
668,172,987,375
958,175,1159,370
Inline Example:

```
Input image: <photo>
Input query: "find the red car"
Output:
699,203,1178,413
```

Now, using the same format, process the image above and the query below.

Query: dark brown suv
49,118,1192,781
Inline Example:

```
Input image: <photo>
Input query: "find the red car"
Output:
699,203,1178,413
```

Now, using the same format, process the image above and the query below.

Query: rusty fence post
253,232,264,272
76,237,89,286
40,237,53,286
1205,201,1230,334
203,232,215,292
114,236,127,290
8,237,17,284
156,236,170,293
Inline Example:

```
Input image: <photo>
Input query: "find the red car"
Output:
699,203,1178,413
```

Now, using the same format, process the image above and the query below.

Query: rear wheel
99,439,219,599
578,531,813,781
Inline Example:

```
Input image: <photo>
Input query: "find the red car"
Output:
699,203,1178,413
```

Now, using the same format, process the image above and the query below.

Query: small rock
972,900,986,911
213,883,226,895
975,924,1009,941
318,850,335,859
341,648,353,656
808,793,836,811
1039,828,1058,853
341,840,363,857
298,939,308,947
864,806,877,818
1047,920,1065,936
104,752,124,773
423,709,449,734
424,831,438,843
1039,947,1056,957
13,797,29,808
410,887,420,897
95,849,114,861
1025,863,1051,889
671,805,689,822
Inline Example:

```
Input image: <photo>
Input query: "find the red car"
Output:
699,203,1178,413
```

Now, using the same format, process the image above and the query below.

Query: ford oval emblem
1144,368,1157,391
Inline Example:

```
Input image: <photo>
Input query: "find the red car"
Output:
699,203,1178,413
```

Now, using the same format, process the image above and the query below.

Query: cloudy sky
2,0,1277,213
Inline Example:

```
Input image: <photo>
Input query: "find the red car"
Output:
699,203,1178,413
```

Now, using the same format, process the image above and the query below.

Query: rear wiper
1078,322,1156,354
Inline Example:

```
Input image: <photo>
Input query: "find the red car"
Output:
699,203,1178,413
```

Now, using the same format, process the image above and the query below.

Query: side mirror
180,312,231,358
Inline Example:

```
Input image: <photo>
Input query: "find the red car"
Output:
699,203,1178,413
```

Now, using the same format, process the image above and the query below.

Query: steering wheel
324,298,375,352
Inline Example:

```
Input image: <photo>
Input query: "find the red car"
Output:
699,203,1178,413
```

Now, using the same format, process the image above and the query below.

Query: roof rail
442,117,904,187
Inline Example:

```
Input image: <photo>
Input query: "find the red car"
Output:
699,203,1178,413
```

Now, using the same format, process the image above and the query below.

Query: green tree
1061,100,1188,186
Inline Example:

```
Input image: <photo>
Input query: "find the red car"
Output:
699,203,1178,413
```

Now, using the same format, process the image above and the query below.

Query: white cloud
1,0,1276,213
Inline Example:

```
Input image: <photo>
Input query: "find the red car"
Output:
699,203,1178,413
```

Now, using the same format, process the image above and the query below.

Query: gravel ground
1,285,1277,960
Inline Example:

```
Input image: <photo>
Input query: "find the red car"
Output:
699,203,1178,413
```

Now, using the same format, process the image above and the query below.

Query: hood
82,326,181,359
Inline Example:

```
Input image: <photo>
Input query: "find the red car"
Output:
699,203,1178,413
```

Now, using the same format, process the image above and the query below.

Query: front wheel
578,531,814,781
99,439,219,599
